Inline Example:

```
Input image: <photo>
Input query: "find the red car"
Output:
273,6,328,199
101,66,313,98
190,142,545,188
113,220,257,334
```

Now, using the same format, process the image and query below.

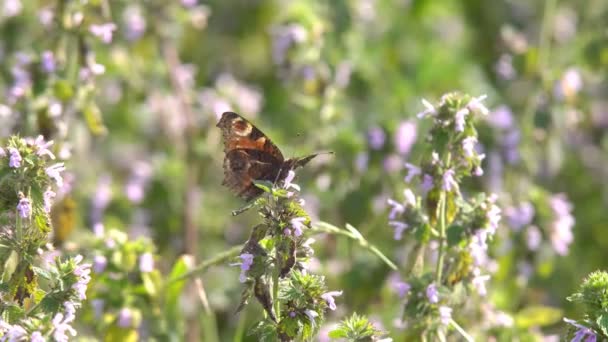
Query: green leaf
142,270,162,297
31,266,52,280
596,314,608,336
165,255,193,315
446,225,465,247
253,180,273,193
515,306,563,328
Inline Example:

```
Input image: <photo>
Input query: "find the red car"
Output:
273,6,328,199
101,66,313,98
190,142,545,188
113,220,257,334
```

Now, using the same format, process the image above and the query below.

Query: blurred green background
0,0,607,340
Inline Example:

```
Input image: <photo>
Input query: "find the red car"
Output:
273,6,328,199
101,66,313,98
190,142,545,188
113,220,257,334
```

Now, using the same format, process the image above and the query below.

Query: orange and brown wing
216,112,284,161
217,112,286,201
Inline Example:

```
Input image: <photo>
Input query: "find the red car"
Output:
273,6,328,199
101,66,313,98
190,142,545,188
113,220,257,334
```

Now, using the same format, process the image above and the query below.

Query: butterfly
217,112,322,201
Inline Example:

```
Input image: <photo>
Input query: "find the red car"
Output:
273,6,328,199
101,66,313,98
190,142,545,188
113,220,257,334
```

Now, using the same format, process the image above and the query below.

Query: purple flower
426,283,439,303
44,188,56,213
367,126,386,150
454,107,469,132
395,121,416,155
8,147,21,168
417,99,436,118
2,0,22,17
72,255,92,300
526,225,542,251
283,170,301,194
321,291,342,311
51,312,77,341
404,163,421,183
555,68,583,99
89,23,117,43
389,221,408,240
383,154,402,173
495,54,516,80
31,135,55,159
471,267,490,296
354,152,369,172
387,199,405,220
467,95,489,116
290,217,307,237
91,175,112,225
421,174,434,194
393,280,411,298
439,306,452,325
16,197,31,218
442,169,458,192
564,318,596,342
31,331,44,342
238,253,254,283
181,0,198,7
46,163,66,187
489,105,514,130
469,230,489,266
549,194,574,256
139,252,154,273
462,136,477,158
123,6,146,41
41,50,56,73
5,324,27,341
63,301,76,322
124,161,153,204
93,255,107,273
118,308,133,328
91,299,104,318
305,310,319,328
270,23,307,65
504,202,534,231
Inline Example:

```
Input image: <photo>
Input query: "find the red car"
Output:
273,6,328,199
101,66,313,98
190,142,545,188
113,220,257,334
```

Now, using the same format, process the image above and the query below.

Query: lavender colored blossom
426,283,439,303
395,121,417,155
526,226,542,251
469,230,489,266
367,126,386,150
383,154,402,173
43,188,56,213
16,197,31,218
139,252,154,273
386,199,405,220
442,169,458,192
504,202,535,231
462,136,477,158
454,107,469,132
564,318,597,342
283,170,301,195
46,163,66,187
270,23,307,65
289,311,297,318
51,312,77,341
471,267,490,296
416,99,436,118
90,23,117,43
467,95,489,116
124,161,153,204
549,194,574,256
495,54,516,80
489,105,514,130
72,255,92,300
439,306,452,325
8,147,21,168
64,301,76,322
41,50,56,73
389,221,408,240
31,331,44,342
118,308,133,328
181,0,198,7
321,291,342,310
2,0,22,17
238,253,254,283
555,68,583,99
123,6,146,41
91,175,112,226
421,174,434,194
5,324,27,341
404,163,420,183
32,134,55,159
355,152,369,172
93,255,108,273
91,299,105,318
290,217,307,237
395,282,411,298
305,310,319,327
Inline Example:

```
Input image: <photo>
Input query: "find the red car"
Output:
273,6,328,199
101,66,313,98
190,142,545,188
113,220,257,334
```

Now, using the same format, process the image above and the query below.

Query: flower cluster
233,170,344,340
385,94,506,338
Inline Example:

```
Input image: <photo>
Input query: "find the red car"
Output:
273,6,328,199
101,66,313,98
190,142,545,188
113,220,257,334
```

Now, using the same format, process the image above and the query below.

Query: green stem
435,192,447,283
450,319,474,342
273,245,280,320
166,245,242,285
310,222,398,271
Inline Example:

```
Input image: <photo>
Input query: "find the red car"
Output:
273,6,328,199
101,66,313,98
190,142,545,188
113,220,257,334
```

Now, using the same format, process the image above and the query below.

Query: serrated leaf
596,314,608,336
31,266,52,280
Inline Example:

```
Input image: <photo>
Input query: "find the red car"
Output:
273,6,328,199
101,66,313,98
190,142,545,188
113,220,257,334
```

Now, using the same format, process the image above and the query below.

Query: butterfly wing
217,112,286,201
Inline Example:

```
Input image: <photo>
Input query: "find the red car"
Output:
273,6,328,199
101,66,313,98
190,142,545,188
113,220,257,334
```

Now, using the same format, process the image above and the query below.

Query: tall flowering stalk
232,171,343,341
0,136,91,341
387,93,503,340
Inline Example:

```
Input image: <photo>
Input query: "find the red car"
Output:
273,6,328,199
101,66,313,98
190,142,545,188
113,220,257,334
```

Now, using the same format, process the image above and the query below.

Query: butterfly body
217,112,319,201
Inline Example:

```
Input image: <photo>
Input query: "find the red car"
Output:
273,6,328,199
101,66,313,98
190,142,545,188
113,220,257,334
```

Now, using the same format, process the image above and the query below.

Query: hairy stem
435,192,447,283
